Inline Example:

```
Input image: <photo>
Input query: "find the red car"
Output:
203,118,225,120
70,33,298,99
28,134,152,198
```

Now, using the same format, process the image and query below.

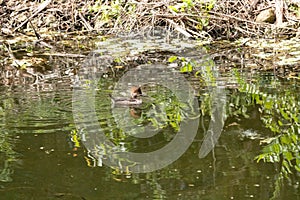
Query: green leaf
255,154,267,162
180,62,193,73
274,143,281,154
280,108,290,120
265,100,273,109
282,160,292,174
168,5,178,12
280,135,291,144
295,165,300,172
296,158,300,172
168,56,178,63
291,133,298,144
283,151,293,161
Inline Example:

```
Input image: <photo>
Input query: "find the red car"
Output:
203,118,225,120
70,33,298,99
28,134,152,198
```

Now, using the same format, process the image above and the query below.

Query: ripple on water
0,85,74,135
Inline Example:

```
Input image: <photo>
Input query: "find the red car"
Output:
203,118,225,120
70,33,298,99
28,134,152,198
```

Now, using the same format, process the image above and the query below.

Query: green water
0,74,299,200
0,29,299,199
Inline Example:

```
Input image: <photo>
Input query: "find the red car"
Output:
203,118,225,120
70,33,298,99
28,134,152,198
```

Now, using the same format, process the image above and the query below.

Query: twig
29,20,41,40
3,42,19,68
2,42,42,84
235,26,257,36
166,19,193,38
250,0,260,11
78,11,93,31
275,0,284,26
39,52,86,58
13,0,52,32
209,10,299,31
186,28,211,40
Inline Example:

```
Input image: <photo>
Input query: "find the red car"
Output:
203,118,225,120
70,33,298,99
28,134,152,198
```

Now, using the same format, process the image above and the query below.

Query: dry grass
1,0,299,39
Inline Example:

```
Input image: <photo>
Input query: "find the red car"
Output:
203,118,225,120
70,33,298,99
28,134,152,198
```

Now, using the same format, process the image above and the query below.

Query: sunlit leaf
280,108,289,120
255,153,268,162
180,62,193,73
168,56,178,63
282,160,292,174
295,165,300,172
283,151,293,161
280,135,291,145
265,100,273,109
271,143,281,154
291,133,298,144
168,5,178,12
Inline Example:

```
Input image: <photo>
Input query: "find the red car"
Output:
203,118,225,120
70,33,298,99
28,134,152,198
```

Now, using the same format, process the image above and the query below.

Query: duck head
130,86,143,98
110,86,143,106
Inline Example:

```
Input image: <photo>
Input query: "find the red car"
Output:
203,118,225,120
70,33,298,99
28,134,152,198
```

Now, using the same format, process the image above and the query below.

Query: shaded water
0,30,299,199
0,78,299,200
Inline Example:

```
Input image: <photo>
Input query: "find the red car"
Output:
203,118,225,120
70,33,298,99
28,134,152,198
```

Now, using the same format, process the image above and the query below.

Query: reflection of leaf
296,158,300,172
283,151,293,162
279,108,289,120
264,100,273,109
259,136,277,145
234,70,300,182
282,160,292,174
280,135,291,145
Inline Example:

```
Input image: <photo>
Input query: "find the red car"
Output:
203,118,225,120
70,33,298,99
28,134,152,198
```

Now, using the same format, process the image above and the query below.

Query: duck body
110,86,143,106
110,96,142,105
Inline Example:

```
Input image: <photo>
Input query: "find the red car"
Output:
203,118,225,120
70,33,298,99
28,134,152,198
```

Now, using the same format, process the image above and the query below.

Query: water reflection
73,63,200,173
0,75,299,199
0,29,299,199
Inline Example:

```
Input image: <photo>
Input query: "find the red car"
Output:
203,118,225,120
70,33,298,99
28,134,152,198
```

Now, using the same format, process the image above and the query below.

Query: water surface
0,31,299,199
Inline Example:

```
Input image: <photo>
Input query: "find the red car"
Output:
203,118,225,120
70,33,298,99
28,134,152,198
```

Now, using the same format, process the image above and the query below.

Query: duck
110,86,143,105
129,107,142,118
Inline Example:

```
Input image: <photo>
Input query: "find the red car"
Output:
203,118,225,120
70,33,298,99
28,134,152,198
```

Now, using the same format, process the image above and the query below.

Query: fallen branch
166,19,193,38
39,52,86,58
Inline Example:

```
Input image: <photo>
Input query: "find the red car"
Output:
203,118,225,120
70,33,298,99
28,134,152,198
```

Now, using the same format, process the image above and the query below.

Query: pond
0,29,299,199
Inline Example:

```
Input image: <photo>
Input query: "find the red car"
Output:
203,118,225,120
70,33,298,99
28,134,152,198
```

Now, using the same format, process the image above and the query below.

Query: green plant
89,0,124,25
234,70,300,179
168,56,193,73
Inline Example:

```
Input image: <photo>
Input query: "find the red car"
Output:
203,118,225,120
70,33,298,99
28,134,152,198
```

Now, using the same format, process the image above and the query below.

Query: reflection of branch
0,160,13,182
3,42,19,68
198,88,226,158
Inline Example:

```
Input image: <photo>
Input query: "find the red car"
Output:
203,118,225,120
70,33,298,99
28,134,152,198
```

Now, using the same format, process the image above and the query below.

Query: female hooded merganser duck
110,86,143,105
